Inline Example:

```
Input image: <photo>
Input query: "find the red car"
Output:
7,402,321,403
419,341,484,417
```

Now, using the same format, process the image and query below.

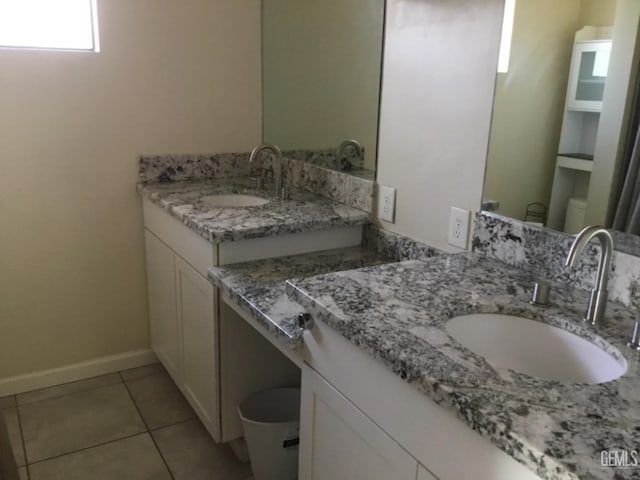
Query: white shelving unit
556,155,594,172
547,27,612,231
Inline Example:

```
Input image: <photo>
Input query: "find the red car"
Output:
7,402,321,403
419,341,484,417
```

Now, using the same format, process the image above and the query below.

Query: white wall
0,0,261,379
376,0,504,251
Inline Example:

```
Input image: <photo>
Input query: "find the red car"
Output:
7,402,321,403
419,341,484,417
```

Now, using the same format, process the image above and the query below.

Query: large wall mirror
483,0,640,253
261,0,384,178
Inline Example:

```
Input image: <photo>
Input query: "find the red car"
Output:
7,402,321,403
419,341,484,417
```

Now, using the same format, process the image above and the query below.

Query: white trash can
238,387,301,480
564,197,587,234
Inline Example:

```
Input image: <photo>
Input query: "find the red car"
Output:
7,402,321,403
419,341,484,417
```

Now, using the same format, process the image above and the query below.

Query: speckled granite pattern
612,230,640,258
362,224,441,261
282,147,371,174
473,212,640,310
138,152,374,213
207,246,391,348
138,178,369,243
138,152,261,183
286,254,640,480
282,157,374,213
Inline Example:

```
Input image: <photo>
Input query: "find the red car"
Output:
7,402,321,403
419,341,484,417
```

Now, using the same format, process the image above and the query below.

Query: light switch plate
448,206,470,249
377,185,396,223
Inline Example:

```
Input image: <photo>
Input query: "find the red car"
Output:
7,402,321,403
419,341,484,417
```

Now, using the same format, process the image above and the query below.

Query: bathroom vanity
140,166,639,480
139,177,367,444
212,238,639,480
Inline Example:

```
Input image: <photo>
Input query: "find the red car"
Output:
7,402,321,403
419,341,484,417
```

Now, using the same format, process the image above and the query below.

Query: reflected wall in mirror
262,0,384,176
483,0,640,236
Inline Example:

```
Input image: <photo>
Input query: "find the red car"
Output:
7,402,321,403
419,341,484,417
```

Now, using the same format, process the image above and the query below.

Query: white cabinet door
417,464,439,480
175,255,220,440
566,40,611,112
299,367,417,480
144,230,180,380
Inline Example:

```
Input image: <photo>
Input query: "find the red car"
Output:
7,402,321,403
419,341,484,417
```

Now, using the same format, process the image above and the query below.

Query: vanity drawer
143,198,362,272
143,198,217,275
217,225,363,265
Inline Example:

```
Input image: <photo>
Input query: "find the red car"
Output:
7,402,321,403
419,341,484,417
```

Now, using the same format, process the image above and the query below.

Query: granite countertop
207,246,391,348
138,178,370,243
286,253,640,480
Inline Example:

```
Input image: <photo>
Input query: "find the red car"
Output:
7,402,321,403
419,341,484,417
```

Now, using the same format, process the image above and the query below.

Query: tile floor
0,363,254,480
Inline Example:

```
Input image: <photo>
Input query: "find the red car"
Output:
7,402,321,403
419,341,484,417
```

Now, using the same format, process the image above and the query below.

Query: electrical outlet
448,207,470,249
377,185,396,223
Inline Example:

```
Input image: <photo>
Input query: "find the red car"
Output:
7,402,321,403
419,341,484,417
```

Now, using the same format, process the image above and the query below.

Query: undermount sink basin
200,194,270,208
445,314,627,384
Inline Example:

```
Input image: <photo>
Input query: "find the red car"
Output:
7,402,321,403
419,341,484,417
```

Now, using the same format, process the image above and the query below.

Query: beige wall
580,0,617,25
483,0,619,222
263,0,383,171
376,0,504,251
484,0,581,221
0,0,261,379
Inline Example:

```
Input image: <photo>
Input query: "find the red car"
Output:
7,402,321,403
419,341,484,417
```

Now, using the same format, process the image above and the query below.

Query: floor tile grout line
119,375,151,432
147,416,199,433
15,399,28,471
15,367,165,477
14,366,162,409
118,366,165,383
25,431,149,468
121,374,176,480
16,373,120,398
16,376,124,408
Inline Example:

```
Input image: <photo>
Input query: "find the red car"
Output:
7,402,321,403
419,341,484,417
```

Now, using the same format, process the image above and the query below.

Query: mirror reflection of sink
445,314,627,384
200,194,270,208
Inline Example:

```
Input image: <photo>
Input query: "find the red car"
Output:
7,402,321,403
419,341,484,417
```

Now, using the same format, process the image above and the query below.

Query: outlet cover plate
448,207,470,249
377,185,396,223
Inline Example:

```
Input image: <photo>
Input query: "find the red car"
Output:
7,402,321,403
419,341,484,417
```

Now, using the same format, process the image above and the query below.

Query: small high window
0,0,99,52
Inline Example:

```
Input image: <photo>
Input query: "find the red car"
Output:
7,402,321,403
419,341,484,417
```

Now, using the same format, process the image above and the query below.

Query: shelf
557,155,593,172
566,106,601,113
559,152,594,160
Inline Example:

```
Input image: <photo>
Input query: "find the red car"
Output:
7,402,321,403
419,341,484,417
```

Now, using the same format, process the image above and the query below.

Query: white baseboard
0,349,158,397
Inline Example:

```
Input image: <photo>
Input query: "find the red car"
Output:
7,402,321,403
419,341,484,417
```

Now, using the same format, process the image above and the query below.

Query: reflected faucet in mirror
336,139,364,171
565,225,613,325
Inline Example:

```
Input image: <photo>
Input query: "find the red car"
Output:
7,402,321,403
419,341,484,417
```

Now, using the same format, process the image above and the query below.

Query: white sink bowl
445,314,626,383
200,194,270,208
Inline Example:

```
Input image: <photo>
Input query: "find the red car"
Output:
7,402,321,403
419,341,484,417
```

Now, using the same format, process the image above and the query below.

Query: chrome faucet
249,143,284,197
336,139,363,169
565,226,614,325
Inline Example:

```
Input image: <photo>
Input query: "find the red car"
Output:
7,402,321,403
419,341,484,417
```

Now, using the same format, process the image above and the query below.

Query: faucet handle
251,176,264,190
530,280,551,306
628,321,640,351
